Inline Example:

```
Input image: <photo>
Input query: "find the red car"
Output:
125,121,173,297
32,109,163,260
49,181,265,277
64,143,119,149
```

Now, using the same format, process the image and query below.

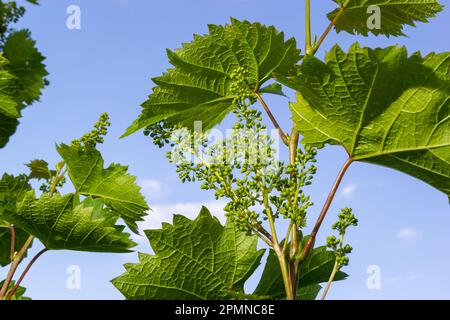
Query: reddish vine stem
9,224,15,261
0,235,33,299
312,5,345,54
301,157,353,259
6,248,48,300
256,93,289,145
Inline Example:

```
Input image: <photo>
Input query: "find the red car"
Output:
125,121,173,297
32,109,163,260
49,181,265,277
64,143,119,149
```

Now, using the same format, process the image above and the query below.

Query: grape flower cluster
326,208,358,268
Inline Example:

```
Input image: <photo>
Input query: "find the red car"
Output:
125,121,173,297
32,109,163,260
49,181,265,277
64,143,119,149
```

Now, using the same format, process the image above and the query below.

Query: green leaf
0,114,18,149
26,159,52,180
279,44,450,197
0,280,31,300
3,30,48,106
123,18,300,137
259,83,287,97
0,223,30,267
57,144,149,233
0,30,48,149
328,0,444,37
253,247,347,299
112,207,264,300
297,284,322,300
0,54,19,118
1,192,136,252
0,174,33,265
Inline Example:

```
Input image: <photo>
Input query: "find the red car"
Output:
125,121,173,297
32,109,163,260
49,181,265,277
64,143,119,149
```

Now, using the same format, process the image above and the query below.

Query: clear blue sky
1,0,449,299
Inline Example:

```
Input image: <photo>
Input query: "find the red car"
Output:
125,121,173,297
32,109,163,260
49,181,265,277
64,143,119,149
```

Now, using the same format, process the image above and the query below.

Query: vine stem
305,0,312,54
288,129,300,299
263,190,294,300
0,235,34,299
321,260,339,300
301,157,353,259
312,4,345,54
6,248,48,300
256,93,288,145
9,224,15,261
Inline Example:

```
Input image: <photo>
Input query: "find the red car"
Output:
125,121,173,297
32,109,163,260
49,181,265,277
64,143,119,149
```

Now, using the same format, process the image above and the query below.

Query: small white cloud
140,179,161,194
138,200,228,232
341,183,357,198
138,179,169,201
397,227,423,244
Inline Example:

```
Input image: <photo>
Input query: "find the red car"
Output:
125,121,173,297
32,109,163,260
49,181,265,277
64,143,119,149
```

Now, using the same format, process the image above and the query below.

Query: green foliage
2,191,136,252
113,207,264,299
328,0,444,37
0,3,48,149
0,174,33,266
253,246,347,299
123,18,301,136
0,222,30,267
280,44,450,197
57,144,149,233
0,280,30,300
122,1,449,301
0,55,18,118
25,159,54,180
3,30,48,106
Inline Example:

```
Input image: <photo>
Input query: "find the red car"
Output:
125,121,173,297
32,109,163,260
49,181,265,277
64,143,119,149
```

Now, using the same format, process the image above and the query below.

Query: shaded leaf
297,284,322,300
0,174,33,266
26,159,52,180
259,83,287,97
279,44,450,197
113,207,264,300
0,280,31,300
0,113,18,148
328,0,443,37
124,18,300,136
0,223,30,267
253,246,347,299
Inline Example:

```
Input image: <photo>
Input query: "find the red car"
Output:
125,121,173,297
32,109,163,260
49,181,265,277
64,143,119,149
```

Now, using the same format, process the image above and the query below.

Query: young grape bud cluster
71,113,111,149
270,146,317,227
326,208,358,268
143,70,317,236
144,121,179,148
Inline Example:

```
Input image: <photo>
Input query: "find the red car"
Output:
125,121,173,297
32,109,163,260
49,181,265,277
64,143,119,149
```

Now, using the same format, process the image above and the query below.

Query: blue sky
1,0,449,299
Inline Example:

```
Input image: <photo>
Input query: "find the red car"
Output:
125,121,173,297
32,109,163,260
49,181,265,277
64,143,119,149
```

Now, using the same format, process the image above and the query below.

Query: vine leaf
259,83,287,97
1,191,136,252
253,246,347,299
328,0,444,37
123,18,301,136
112,207,264,300
0,30,48,149
279,44,450,197
26,159,53,180
0,55,19,118
0,114,18,148
297,284,322,300
57,144,149,233
3,30,48,106
0,223,30,267
0,174,33,266
0,280,31,300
